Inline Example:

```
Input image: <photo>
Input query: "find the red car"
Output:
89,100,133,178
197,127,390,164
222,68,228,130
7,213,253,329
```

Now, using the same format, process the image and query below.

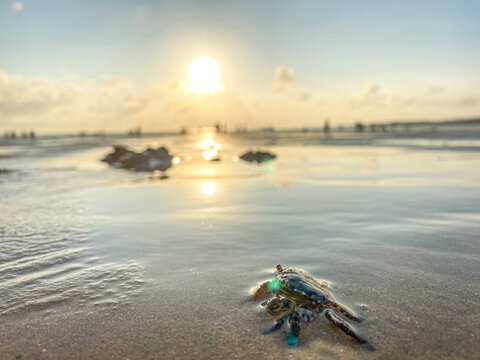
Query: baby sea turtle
252,264,369,347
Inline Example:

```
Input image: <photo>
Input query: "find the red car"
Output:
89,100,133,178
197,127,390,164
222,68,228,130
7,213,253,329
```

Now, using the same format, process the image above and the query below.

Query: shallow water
1,131,479,359
0,143,144,317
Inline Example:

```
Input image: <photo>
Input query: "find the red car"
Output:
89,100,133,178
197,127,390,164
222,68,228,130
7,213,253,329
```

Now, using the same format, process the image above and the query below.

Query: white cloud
273,65,297,92
0,72,150,132
0,68,479,133
12,1,24,11
272,65,313,104
274,66,294,86
0,71,252,133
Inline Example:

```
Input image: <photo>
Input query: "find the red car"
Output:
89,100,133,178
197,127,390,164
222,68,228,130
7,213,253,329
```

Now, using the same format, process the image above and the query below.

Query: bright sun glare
201,182,216,196
188,58,223,94
199,137,221,160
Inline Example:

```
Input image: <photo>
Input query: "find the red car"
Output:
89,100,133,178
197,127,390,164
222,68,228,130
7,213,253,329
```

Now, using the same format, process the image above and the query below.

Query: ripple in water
0,169,144,316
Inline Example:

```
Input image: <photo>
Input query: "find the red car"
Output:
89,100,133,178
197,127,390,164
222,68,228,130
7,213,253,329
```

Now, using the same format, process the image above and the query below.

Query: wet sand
1,133,479,359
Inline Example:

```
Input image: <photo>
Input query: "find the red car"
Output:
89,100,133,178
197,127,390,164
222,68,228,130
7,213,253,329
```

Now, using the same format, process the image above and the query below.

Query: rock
102,146,173,172
143,146,173,171
239,150,276,163
102,146,134,164
120,153,149,171
143,146,171,160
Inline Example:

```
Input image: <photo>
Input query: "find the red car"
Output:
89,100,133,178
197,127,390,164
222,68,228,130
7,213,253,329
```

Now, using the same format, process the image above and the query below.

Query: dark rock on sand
102,146,173,172
143,146,170,160
102,146,134,164
239,150,276,163
120,153,150,171
0,168,11,174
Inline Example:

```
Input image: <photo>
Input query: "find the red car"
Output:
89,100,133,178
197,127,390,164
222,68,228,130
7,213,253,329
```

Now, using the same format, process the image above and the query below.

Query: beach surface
1,131,479,359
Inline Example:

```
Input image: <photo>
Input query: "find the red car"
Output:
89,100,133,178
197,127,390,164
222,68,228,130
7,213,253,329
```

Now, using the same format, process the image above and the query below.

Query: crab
252,264,368,346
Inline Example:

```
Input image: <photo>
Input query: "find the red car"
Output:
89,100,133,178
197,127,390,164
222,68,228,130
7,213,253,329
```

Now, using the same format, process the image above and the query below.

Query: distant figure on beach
355,122,365,132
215,122,227,134
323,120,330,133
234,125,248,134
127,126,142,137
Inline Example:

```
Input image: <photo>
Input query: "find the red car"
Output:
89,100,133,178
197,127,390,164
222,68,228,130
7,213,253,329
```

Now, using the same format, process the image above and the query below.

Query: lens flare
266,279,282,291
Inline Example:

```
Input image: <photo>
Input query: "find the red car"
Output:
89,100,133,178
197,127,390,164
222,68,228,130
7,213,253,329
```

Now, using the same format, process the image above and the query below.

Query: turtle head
261,297,296,317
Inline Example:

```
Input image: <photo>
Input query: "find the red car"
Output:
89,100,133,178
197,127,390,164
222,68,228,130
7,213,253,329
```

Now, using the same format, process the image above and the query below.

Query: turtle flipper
327,300,362,322
324,309,368,344
285,311,301,346
262,316,286,335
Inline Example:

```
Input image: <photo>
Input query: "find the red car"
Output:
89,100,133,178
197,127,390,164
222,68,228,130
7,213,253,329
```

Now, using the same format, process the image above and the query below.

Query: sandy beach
0,131,479,359
2,0,480,357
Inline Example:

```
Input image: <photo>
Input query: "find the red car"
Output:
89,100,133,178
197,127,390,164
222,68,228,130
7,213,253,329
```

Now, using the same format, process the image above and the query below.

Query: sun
188,57,224,94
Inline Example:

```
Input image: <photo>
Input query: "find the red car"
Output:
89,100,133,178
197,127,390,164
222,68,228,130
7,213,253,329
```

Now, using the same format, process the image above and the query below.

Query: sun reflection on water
202,148,218,160
199,138,215,150
199,136,221,161
201,181,216,196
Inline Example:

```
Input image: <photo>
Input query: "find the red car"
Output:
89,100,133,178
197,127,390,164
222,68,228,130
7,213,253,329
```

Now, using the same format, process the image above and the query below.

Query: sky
1,0,480,133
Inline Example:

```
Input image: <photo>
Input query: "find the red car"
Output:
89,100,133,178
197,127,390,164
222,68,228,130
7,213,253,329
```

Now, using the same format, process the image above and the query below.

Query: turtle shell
275,267,332,305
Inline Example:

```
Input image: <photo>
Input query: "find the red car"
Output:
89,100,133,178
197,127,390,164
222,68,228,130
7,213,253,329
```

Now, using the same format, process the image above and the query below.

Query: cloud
12,1,24,11
334,80,480,122
346,81,388,109
298,91,312,103
273,65,297,92
0,72,78,116
1,68,479,133
272,65,313,104
0,71,253,132
455,95,480,107
0,71,151,131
